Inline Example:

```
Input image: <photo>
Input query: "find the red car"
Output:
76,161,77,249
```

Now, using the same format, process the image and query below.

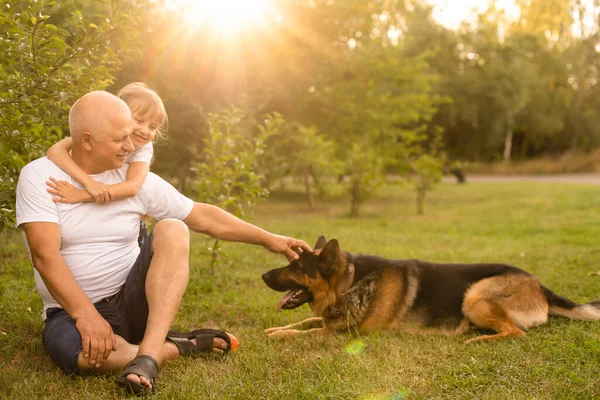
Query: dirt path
443,173,600,185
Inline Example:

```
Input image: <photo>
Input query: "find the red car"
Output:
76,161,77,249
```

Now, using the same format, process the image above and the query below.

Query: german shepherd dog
262,236,600,342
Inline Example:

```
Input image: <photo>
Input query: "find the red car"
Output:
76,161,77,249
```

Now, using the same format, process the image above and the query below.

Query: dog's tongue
277,289,299,311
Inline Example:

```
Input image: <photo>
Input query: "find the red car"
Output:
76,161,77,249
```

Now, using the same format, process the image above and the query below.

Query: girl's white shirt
125,142,153,165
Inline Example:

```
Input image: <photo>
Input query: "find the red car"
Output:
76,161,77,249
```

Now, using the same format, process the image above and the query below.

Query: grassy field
2,181,600,399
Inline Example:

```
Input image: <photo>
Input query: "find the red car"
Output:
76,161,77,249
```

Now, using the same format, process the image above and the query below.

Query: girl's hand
83,179,115,204
46,177,89,204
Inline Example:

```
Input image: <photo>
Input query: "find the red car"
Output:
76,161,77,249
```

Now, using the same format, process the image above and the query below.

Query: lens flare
177,0,272,36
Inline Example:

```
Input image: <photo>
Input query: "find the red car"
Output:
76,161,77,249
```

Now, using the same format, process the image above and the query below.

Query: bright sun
167,0,272,36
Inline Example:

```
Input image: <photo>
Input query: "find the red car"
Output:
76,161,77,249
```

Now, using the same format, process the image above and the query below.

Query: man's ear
315,236,327,250
81,132,93,152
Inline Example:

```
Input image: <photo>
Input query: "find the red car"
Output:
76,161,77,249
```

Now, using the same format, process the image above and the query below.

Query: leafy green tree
556,3,600,152
412,154,444,215
515,0,574,41
346,142,386,217
258,123,343,210
436,10,570,162
0,0,145,231
192,107,282,273
264,1,442,215
410,129,446,215
291,124,344,210
560,37,600,150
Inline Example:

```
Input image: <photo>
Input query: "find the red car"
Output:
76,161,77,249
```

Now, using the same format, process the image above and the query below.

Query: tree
410,128,446,215
192,107,282,273
0,0,146,231
515,0,574,41
258,123,343,210
435,7,570,162
557,1,600,151
260,0,443,215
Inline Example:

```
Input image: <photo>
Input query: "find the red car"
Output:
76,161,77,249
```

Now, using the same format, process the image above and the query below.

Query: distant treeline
2,0,599,227
112,0,600,169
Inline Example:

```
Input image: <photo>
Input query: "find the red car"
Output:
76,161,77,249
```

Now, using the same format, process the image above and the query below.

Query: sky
426,0,521,30
163,0,597,39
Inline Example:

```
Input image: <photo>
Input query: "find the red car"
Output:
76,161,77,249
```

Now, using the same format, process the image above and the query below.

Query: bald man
16,91,311,394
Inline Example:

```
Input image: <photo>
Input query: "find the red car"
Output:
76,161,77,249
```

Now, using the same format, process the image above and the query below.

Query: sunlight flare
173,0,272,36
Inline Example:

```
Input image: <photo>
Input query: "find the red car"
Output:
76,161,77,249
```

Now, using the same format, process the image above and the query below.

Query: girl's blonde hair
116,82,168,140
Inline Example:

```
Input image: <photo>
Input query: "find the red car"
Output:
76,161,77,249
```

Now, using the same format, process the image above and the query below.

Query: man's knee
42,309,83,374
152,219,190,252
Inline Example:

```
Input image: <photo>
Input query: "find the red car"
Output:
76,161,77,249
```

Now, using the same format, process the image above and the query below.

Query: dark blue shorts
42,230,154,374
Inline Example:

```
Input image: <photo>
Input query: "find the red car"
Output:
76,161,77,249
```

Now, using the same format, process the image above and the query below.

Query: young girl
46,82,168,204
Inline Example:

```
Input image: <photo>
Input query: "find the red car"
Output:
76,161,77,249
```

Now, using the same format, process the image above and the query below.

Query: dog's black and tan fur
262,236,600,342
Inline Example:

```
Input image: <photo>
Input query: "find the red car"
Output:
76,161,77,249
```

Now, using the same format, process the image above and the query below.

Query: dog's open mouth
277,288,313,310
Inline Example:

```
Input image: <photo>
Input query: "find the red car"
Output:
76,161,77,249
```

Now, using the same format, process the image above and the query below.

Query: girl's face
130,112,159,149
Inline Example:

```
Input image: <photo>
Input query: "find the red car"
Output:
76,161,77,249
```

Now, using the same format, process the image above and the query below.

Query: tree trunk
303,167,315,210
521,133,529,158
503,110,516,164
178,163,188,194
350,182,360,217
416,190,425,215
503,130,513,163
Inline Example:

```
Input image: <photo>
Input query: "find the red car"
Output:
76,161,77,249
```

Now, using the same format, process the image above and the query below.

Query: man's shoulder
16,157,63,226
139,171,168,191
137,172,194,220
21,157,62,173
19,157,65,180
138,172,187,200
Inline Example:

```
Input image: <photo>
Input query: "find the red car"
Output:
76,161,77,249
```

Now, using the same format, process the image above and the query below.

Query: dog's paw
267,329,297,339
265,327,283,335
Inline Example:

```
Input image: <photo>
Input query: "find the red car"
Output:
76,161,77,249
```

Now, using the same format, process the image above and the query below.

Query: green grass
2,181,600,399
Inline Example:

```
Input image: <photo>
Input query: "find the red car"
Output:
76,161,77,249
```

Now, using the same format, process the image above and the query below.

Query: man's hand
74,310,116,367
265,234,312,261
83,179,115,204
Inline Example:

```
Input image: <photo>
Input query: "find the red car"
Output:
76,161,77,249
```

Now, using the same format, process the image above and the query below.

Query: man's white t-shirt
15,157,194,317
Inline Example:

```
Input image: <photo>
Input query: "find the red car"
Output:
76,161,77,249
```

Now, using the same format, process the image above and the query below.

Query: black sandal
116,355,158,394
166,329,234,356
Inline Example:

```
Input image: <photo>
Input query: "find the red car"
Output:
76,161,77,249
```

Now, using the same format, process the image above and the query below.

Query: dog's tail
542,286,600,320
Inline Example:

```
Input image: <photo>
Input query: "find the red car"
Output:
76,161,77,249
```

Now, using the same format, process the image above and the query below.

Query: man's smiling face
70,91,138,174
90,110,135,172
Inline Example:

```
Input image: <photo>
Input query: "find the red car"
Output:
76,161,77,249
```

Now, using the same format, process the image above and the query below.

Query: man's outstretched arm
22,222,116,367
183,203,311,261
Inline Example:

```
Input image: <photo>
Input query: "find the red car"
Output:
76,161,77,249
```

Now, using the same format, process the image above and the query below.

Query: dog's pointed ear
318,239,340,278
318,239,339,266
315,236,327,250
